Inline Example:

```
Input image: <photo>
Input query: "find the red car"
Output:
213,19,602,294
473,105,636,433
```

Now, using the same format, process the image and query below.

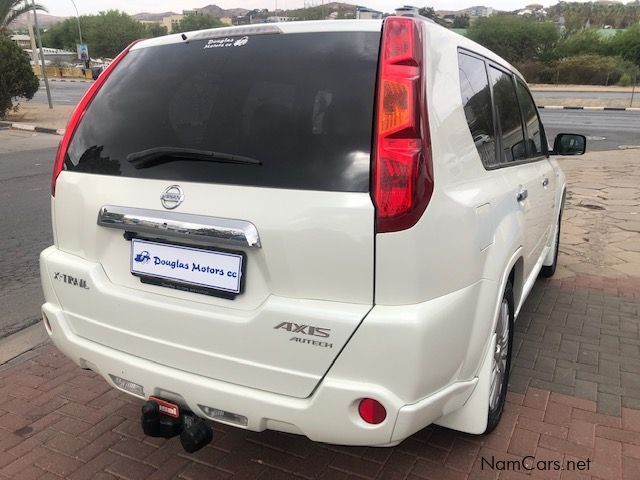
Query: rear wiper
127,147,262,168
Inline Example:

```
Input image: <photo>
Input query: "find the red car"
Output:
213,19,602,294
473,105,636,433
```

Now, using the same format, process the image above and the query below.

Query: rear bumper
40,246,486,445
42,301,475,445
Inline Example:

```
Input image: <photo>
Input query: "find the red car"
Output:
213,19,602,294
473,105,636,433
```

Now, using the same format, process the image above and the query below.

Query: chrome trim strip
97,205,261,248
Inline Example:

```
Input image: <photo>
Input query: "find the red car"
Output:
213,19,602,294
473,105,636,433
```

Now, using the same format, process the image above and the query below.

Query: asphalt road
31,80,91,105
532,90,637,100
540,110,640,151
30,80,639,108
0,129,56,338
0,109,638,338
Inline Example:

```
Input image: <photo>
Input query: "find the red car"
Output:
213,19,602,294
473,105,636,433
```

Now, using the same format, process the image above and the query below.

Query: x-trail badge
161,185,184,209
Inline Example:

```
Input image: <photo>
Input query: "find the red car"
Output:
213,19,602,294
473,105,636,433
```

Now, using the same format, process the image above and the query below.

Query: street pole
70,0,83,45
631,71,637,108
32,0,52,109
27,14,38,64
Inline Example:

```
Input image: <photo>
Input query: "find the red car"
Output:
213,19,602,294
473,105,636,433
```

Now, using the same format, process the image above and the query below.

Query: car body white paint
40,17,566,445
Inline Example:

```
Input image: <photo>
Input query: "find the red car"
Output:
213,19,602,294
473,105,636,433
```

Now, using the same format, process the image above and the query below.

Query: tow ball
141,397,213,453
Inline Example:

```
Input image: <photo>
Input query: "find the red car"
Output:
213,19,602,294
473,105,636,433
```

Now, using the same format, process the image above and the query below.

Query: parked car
40,14,585,451
90,66,103,80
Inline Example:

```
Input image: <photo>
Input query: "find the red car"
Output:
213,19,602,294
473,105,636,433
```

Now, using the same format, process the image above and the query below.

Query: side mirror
551,133,586,156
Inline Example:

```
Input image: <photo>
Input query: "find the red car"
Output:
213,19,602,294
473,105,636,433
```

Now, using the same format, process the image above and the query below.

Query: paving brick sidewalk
0,273,638,479
0,288,639,480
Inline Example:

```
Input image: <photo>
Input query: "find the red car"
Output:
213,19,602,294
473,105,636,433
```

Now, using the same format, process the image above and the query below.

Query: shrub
618,73,633,86
555,55,619,84
515,60,557,83
554,29,606,59
0,35,39,118
517,55,637,85
467,15,559,63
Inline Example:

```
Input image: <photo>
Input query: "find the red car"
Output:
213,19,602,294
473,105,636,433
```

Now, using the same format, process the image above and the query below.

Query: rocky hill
132,12,178,21
10,13,68,29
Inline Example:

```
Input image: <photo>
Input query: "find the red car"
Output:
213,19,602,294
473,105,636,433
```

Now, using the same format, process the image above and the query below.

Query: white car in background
40,14,585,451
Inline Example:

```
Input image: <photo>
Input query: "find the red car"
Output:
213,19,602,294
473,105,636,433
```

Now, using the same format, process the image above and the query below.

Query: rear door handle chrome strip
97,205,261,248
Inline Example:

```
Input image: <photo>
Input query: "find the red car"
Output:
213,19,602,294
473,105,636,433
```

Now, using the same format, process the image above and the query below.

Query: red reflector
358,398,387,424
372,16,433,233
149,396,180,418
51,39,141,196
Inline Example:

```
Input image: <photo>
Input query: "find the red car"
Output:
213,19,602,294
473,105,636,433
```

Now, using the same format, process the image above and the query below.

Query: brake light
51,40,141,196
372,17,433,233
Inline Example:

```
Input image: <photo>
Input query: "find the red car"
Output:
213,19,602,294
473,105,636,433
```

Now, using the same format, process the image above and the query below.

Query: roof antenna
181,33,187,41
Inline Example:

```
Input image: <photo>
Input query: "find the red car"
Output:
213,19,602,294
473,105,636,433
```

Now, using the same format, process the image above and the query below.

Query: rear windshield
65,32,381,192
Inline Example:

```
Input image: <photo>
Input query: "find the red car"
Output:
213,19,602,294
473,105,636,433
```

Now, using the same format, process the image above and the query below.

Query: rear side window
515,79,545,158
488,66,527,164
458,52,497,167
65,32,381,192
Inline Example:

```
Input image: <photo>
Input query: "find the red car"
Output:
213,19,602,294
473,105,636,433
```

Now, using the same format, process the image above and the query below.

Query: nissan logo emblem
160,185,184,209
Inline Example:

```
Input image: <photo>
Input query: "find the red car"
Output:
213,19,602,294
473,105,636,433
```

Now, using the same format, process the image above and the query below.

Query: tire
484,281,514,434
540,211,562,278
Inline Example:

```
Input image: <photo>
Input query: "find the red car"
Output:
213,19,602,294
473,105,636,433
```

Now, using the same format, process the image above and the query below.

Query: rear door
514,78,557,247
52,28,381,398
487,65,547,277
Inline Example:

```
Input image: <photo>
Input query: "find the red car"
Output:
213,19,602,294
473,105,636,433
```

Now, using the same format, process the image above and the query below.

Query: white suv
40,15,586,450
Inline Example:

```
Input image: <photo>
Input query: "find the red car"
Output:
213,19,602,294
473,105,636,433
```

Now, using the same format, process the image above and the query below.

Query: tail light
372,17,433,233
51,40,141,196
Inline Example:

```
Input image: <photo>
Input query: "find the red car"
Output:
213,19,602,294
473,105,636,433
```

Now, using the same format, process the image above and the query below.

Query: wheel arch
435,251,521,434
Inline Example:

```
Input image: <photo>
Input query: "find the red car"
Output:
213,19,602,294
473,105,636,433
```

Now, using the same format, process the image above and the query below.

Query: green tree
418,7,437,20
452,15,470,29
144,22,168,38
0,35,39,117
467,15,559,63
608,24,640,67
0,0,46,33
173,14,224,33
554,28,606,58
42,10,146,58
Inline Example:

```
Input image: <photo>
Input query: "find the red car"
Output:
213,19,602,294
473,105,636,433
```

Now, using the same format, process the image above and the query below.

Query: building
27,47,75,64
395,6,420,16
267,16,295,22
356,6,383,19
464,5,493,17
162,14,184,32
10,34,31,49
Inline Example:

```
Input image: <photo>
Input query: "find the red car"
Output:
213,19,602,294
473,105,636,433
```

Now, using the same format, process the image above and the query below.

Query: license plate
131,239,244,295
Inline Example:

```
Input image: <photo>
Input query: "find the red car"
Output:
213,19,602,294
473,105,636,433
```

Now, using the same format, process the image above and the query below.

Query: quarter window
488,67,527,164
458,53,497,168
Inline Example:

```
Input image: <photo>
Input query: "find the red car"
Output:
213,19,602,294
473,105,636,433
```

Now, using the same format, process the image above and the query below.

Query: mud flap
433,332,495,434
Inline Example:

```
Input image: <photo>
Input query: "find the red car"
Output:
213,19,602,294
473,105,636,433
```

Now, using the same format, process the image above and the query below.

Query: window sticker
204,36,249,49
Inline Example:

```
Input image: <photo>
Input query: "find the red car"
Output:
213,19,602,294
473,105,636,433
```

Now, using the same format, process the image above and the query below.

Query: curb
40,78,93,83
538,105,640,111
0,323,49,366
0,121,65,136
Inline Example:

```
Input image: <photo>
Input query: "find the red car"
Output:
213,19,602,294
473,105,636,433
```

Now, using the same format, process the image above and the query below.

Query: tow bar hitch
141,397,213,453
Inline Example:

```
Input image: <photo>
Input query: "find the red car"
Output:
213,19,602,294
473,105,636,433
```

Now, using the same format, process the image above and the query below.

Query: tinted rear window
65,32,381,192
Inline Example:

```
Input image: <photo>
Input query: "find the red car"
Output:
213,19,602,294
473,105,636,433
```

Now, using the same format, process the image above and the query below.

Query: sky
42,0,606,17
